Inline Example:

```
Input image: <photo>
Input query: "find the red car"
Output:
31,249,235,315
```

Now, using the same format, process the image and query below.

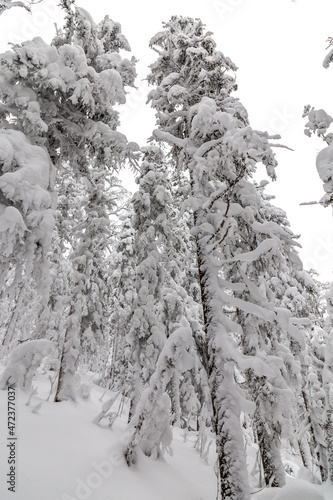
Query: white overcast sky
1,0,333,281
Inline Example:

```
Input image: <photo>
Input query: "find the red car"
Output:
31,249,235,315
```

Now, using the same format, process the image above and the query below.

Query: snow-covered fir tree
145,15,316,499
122,145,210,463
0,2,138,400
51,5,138,402
302,43,333,483
108,213,137,391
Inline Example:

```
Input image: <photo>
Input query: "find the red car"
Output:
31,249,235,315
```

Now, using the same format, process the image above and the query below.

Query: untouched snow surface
0,365,333,500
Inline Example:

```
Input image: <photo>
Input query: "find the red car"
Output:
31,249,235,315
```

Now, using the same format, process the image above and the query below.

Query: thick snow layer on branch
219,290,276,323
0,205,27,234
217,277,246,292
316,144,333,202
153,129,187,149
0,129,55,212
252,220,293,240
191,98,236,138
220,238,280,264
305,109,333,136
0,129,56,261
156,321,195,374
275,307,305,349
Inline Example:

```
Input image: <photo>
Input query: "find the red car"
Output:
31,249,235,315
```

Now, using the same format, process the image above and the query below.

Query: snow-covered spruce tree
159,171,209,427
302,44,333,482
67,169,128,374
0,3,138,399
221,184,301,488
266,195,329,482
323,286,333,484
125,317,198,464
123,146,210,463
107,213,137,390
51,6,138,402
0,130,57,349
228,181,329,486
145,16,311,498
274,263,328,481
124,146,169,419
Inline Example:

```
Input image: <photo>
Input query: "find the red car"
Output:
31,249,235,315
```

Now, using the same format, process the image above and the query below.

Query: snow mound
0,340,56,390
271,479,324,500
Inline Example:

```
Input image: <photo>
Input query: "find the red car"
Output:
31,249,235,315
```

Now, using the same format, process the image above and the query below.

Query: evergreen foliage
0,5,331,499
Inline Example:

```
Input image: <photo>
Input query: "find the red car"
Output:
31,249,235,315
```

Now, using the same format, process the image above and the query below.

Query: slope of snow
0,365,333,500
0,366,217,500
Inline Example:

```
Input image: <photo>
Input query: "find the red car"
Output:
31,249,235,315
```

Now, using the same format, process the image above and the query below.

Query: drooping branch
0,0,42,15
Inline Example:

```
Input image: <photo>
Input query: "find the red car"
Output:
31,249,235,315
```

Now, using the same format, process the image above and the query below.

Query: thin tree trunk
2,280,27,347
54,305,80,402
325,408,333,483
302,389,327,482
255,411,285,487
194,221,251,500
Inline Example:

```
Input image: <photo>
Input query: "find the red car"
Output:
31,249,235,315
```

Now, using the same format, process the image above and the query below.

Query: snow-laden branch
219,238,280,264
0,0,42,15
153,129,187,149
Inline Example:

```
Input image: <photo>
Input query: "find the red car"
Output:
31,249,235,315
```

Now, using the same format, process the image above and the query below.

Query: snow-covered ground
0,365,332,500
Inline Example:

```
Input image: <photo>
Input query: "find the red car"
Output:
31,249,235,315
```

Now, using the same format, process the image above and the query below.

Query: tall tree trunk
195,230,251,500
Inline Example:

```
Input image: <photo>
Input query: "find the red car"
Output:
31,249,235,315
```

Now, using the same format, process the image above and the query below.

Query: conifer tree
52,5,138,401
303,44,333,482
145,16,307,498
0,2,138,398
123,145,210,462
108,213,137,390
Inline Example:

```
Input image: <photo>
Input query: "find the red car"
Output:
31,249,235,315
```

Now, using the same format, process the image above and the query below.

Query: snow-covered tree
51,6,138,401
124,147,168,418
0,2,138,399
0,129,57,348
302,42,333,482
125,318,197,464
122,145,210,462
108,212,137,390
145,16,310,498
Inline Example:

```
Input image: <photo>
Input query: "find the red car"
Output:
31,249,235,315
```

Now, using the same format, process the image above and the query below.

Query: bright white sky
1,0,333,281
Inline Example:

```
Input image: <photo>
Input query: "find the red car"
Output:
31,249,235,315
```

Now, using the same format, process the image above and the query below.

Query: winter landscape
1,0,333,499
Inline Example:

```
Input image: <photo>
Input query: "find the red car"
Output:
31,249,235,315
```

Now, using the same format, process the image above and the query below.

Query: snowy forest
1,1,333,499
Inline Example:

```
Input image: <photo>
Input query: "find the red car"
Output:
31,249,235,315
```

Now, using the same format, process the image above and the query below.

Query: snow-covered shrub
77,382,92,400
128,390,173,460
0,339,56,390
140,392,173,459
